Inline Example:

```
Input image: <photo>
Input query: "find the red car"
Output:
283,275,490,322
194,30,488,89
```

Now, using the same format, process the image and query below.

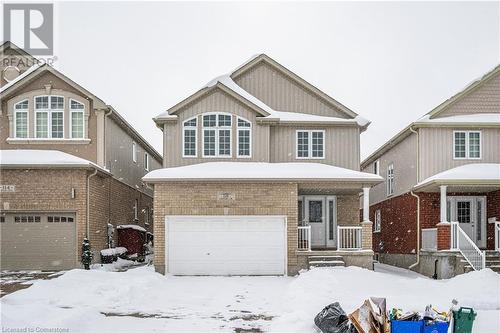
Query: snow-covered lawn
1,265,499,332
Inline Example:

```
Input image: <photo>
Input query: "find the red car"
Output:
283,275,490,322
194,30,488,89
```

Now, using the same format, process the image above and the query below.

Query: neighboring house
144,54,383,276
361,65,500,278
0,42,162,270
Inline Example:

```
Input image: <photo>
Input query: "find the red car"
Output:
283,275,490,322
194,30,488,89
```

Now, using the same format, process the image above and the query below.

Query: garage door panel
167,216,286,275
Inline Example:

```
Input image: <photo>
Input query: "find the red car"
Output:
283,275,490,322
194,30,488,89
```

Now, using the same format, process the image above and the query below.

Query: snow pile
1,265,498,332
144,162,383,182
100,247,128,256
415,163,500,189
116,224,147,232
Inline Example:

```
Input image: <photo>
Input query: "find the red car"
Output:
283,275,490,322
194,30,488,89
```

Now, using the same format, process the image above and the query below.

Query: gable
233,58,354,119
431,65,500,119
1,43,38,87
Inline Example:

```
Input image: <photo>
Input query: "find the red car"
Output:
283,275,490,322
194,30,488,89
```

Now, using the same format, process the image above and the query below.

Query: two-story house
0,42,162,270
144,54,382,276
361,65,500,278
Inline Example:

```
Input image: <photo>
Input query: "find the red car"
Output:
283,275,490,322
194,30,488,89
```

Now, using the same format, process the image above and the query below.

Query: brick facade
152,182,299,275
0,168,153,268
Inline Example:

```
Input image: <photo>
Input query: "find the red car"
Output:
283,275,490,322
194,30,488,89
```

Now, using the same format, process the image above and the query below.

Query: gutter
409,126,421,270
86,169,98,238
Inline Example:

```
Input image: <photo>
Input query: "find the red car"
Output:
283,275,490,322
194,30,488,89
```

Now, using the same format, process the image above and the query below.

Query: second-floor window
296,130,324,159
237,117,251,157
132,142,137,163
203,113,231,157
14,100,28,138
183,118,197,157
373,160,380,175
35,96,64,138
374,209,381,232
144,152,149,171
454,131,481,159
70,99,85,138
387,163,394,196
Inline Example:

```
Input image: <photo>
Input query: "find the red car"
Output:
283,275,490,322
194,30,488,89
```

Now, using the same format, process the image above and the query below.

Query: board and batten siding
270,125,360,170
419,127,500,180
234,62,349,118
362,133,418,205
163,90,270,167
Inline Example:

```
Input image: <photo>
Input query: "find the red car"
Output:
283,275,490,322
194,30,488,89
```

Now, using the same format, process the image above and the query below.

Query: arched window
183,117,197,157
237,117,251,157
14,100,29,138
35,95,64,138
70,99,85,138
202,113,232,157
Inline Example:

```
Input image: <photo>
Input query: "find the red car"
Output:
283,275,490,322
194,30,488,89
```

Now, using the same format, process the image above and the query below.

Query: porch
415,163,500,272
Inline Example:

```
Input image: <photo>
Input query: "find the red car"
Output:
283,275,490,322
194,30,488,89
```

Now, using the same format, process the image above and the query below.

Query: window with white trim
34,96,64,138
373,160,379,175
183,117,197,157
454,131,481,159
144,152,149,171
237,117,251,157
70,99,85,139
14,100,28,138
387,163,394,196
203,113,232,157
132,142,137,163
296,130,324,159
374,209,381,232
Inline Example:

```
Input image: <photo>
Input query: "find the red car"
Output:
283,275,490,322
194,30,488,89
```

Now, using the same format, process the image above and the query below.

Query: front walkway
1,266,498,332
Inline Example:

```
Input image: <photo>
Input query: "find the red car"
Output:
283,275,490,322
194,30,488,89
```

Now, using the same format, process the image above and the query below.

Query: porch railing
337,226,362,250
298,225,311,251
495,222,500,252
451,222,485,271
422,228,437,250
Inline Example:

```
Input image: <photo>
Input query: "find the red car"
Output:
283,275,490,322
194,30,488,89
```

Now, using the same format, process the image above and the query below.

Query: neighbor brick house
144,54,383,276
361,65,500,278
0,42,162,270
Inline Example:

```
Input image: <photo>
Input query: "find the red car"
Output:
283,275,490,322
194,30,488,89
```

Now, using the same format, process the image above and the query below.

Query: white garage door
167,216,286,276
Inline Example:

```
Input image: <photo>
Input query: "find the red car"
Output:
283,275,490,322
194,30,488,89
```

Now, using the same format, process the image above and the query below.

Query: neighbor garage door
167,216,286,275
0,213,77,270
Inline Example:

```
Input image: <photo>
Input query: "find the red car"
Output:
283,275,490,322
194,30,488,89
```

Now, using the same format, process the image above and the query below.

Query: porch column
362,187,370,222
440,185,447,223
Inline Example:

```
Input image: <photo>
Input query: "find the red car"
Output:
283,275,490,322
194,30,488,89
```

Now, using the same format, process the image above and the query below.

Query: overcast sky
51,1,499,159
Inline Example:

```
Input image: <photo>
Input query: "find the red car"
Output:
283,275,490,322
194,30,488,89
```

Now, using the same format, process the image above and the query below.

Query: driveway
0,271,64,298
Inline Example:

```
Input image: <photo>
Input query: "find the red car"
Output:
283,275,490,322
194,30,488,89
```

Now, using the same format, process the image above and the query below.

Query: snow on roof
116,224,147,232
143,162,383,183
0,149,108,172
0,64,42,93
414,163,500,189
416,113,500,124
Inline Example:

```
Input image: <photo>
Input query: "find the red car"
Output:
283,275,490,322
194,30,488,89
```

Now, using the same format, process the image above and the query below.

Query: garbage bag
314,302,358,333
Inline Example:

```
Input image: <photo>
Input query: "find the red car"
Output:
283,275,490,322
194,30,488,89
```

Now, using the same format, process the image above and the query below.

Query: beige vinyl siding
164,90,270,167
270,125,360,169
234,62,348,118
436,72,500,118
362,133,418,205
419,127,500,180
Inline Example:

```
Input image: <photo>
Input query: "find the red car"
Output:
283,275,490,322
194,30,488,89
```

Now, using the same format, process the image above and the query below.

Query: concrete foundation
415,250,466,279
377,253,417,269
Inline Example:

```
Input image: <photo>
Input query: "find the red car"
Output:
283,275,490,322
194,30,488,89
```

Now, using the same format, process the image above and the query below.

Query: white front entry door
166,216,286,275
304,196,337,248
448,196,486,249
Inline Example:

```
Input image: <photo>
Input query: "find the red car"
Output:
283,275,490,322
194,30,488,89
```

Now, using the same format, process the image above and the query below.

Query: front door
448,196,486,249
456,199,474,240
306,197,325,248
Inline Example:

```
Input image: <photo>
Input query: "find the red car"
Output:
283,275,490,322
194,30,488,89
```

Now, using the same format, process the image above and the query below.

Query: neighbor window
133,199,138,221
237,117,251,157
387,163,394,196
374,209,381,232
144,152,149,171
203,113,232,157
183,117,197,157
70,99,85,139
373,160,380,175
14,100,28,138
34,96,64,138
132,142,137,162
296,130,324,159
454,131,481,159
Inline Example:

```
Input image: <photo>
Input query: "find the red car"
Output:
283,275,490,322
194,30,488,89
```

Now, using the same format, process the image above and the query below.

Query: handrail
451,222,485,271
298,225,311,251
337,226,362,250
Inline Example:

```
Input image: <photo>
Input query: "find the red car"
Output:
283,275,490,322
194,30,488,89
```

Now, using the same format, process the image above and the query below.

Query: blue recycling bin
423,321,450,333
391,320,424,333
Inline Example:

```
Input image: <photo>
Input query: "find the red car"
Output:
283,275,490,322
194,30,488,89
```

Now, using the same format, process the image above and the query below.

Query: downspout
86,169,98,238
409,125,420,270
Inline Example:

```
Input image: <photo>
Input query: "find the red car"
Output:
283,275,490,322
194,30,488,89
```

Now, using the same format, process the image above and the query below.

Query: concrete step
308,255,343,262
487,265,500,273
486,260,500,265
309,260,345,268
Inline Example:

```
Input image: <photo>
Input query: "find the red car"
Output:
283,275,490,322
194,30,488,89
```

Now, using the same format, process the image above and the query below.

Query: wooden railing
421,228,437,250
298,226,311,251
337,226,362,250
495,222,500,252
451,222,485,271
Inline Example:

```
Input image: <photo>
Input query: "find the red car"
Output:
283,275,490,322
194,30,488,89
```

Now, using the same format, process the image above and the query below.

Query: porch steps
308,255,345,269
464,251,500,273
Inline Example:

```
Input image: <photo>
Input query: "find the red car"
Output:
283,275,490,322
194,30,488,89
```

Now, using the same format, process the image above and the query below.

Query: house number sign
0,185,16,193
217,192,235,201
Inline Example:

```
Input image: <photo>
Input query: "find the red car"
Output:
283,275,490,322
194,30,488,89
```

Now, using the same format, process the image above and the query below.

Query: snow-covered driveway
1,265,499,332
